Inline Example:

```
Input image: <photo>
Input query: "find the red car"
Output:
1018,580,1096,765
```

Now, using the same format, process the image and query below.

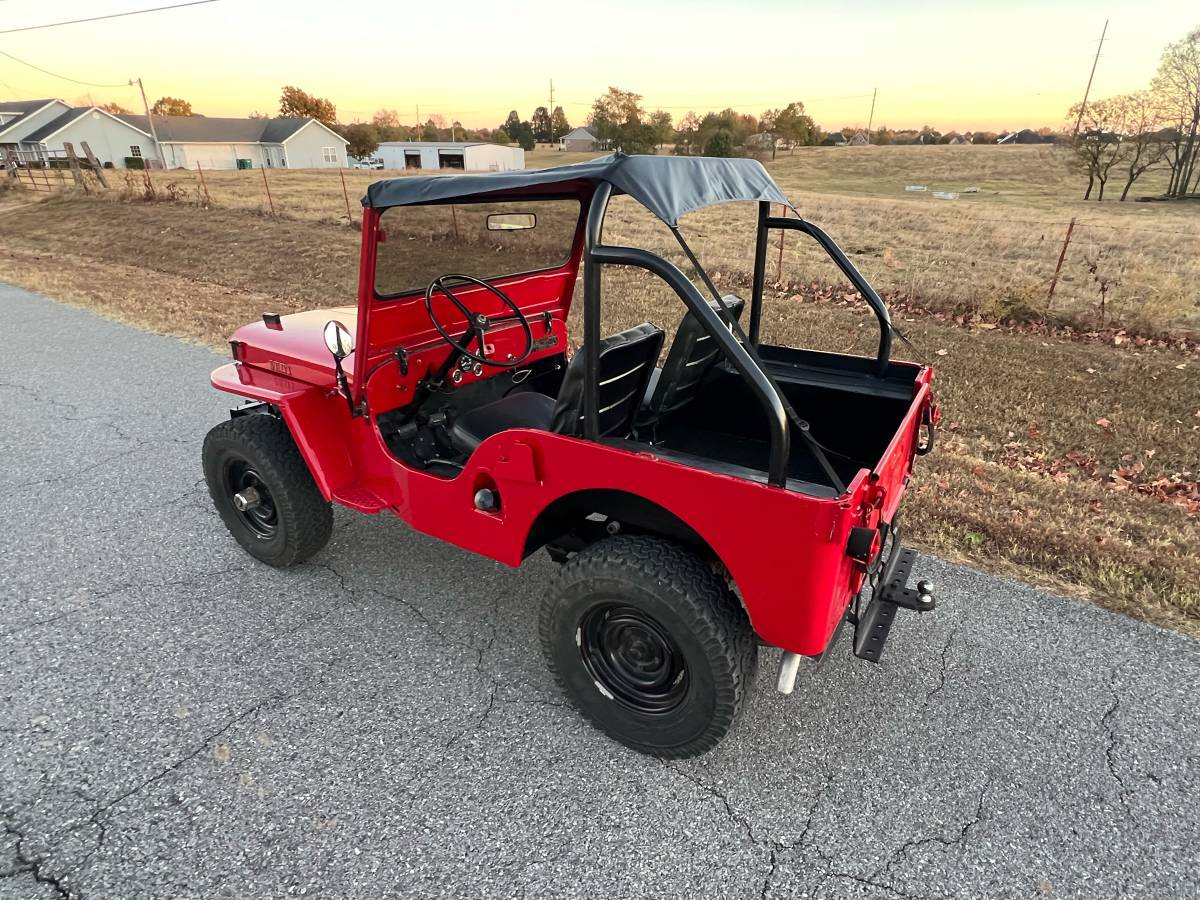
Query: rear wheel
202,415,332,567
540,535,757,758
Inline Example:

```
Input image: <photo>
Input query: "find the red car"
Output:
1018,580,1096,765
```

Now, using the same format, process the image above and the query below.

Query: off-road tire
202,415,332,567
540,535,757,758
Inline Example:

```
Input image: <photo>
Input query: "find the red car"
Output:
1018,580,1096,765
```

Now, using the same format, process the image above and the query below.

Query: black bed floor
652,423,862,488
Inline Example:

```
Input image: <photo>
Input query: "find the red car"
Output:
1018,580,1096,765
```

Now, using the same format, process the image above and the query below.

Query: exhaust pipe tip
776,651,803,695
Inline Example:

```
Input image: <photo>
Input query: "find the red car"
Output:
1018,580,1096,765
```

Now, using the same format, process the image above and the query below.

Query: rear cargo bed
650,349,923,493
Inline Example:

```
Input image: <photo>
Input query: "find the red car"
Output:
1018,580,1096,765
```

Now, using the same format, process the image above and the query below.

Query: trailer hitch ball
474,488,499,513
916,579,935,609
232,486,262,512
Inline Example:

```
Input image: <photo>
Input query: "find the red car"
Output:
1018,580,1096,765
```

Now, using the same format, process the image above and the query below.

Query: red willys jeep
202,153,939,757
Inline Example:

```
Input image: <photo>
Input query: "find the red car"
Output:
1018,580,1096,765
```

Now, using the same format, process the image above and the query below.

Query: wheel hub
579,604,688,714
225,462,277,538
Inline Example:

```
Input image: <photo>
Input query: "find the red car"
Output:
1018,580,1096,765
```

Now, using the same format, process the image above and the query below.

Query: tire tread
540,535,757,758
202,414,332,566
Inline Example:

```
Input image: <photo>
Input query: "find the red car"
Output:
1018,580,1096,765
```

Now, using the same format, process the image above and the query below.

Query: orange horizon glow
1,1,1195,134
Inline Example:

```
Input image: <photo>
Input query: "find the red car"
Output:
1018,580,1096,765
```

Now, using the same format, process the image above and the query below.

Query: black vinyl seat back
645,294,745,420
552,322,664,438
450,323,663,452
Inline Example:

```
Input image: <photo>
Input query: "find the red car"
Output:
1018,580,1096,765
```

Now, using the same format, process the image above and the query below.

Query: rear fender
523,488,716,559
210,363,354,500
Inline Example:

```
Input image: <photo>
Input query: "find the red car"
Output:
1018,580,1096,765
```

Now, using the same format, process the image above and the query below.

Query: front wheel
202,414,332,567
540,535,758,758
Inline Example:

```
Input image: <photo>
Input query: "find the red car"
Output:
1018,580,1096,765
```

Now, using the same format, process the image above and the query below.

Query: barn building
375,141,524,172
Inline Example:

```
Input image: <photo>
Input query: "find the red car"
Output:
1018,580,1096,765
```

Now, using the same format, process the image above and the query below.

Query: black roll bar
753,213,894,378
585,239,792,488
582,183,610,441
749,201,770,345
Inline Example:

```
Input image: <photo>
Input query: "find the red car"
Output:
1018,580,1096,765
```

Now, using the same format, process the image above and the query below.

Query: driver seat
450,323,664,453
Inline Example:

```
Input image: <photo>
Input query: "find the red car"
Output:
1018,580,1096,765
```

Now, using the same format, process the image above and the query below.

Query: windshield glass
374,198,581,298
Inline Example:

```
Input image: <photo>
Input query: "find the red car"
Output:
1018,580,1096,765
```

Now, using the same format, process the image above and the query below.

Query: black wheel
540,535,757,758
202,415,332,567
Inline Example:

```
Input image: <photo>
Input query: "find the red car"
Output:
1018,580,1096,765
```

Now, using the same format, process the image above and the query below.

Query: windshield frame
371,192,587,302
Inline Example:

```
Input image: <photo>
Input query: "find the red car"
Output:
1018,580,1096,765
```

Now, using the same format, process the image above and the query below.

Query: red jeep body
210,155,936,660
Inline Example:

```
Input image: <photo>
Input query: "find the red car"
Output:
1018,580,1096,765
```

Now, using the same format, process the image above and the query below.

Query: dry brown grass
103,145,1199,335
1,194,1196,637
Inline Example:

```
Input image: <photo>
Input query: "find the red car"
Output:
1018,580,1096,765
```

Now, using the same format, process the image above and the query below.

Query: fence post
260,164,276,216
63,143,85,189
79,142,108,189
339,168,352,225
195,161,211,205
1046,217,1076,307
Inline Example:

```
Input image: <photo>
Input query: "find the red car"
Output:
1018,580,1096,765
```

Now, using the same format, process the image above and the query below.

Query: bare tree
1151,27,1200,198
1068,97,1124,200
1112,92,1169,200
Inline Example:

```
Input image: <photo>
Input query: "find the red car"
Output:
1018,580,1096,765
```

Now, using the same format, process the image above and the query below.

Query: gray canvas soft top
361,152,791,225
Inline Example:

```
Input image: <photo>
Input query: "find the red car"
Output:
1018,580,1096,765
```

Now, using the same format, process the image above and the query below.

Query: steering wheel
424,274,534,369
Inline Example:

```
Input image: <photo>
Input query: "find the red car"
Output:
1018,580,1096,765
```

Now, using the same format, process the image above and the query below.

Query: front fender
210,362,354,500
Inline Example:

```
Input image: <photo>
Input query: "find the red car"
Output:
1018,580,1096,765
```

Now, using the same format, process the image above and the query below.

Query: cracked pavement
2,283,1198,899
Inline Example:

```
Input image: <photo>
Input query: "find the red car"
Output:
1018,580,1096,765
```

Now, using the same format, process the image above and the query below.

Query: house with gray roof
558,127,597,152
1,98,76,160
2,98,348,170
115,114,348,169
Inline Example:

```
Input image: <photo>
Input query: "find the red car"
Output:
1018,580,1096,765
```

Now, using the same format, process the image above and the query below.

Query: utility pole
549,78,554,144
1073,19,1108,137
131,77,165,168
865,87,877,144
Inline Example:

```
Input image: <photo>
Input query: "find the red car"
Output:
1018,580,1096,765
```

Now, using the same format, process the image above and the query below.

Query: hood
231,306,357,387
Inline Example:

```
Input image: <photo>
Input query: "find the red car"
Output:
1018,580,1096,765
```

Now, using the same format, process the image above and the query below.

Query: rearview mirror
486,213,536,231
323,320,354,360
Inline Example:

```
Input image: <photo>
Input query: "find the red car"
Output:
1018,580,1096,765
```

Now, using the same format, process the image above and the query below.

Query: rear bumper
851,531,935,663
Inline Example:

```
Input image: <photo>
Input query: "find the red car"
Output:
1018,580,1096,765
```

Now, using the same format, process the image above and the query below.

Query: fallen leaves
996,441,1199,515
1110,458,1200,515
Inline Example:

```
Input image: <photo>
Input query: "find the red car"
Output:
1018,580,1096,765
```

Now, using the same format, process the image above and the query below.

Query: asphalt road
1,283,1198,900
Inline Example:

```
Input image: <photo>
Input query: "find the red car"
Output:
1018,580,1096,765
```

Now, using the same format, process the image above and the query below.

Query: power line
0,47,130,88
0,0,219,35
559,92,876,110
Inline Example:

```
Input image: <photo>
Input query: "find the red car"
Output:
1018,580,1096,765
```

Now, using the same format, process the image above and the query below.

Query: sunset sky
1,1,1195,132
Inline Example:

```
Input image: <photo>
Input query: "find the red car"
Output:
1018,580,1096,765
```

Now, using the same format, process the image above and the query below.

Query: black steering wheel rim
424,274,534,368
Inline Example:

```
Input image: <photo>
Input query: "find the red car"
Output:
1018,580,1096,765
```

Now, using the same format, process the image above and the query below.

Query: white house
116,114,349,169
1,98,82,159
558,127,597,152
1,98,348,169
19,107,158,168
376,141,524,172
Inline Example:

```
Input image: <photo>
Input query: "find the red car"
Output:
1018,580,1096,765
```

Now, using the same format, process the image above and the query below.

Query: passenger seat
641,295,745,422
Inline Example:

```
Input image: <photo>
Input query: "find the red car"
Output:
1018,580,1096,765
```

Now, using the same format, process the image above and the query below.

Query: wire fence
11,163,1198,336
